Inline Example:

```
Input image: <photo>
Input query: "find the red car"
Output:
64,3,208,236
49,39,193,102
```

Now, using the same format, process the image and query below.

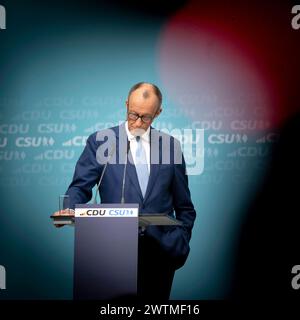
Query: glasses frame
127,111,154,124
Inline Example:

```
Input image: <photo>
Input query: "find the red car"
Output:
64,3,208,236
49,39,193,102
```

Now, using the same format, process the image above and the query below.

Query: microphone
93,144,116,204
121,140,130,204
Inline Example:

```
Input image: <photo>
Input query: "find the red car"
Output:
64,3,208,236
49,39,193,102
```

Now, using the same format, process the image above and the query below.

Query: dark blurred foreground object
231,112,300,302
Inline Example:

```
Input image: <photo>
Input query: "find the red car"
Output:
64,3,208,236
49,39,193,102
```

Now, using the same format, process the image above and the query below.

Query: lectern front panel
74,204,139,300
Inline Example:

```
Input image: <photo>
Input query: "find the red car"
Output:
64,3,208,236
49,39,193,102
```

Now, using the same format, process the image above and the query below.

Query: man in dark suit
55,82,196,300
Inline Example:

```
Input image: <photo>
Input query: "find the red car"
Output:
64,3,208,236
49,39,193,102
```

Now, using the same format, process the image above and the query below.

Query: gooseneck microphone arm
93,144,116,204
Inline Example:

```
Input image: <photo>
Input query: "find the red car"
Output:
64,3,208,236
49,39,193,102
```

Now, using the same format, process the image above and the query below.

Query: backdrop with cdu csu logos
0,0,300,300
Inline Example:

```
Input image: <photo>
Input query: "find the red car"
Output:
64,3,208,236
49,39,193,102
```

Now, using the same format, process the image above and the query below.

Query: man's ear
155,107,162,117
125,100,129,109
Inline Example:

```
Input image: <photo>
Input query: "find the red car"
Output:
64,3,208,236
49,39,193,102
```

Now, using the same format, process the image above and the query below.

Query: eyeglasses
127,112,153,123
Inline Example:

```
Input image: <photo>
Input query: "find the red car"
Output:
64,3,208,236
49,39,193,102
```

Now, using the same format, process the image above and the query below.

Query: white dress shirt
125,121,151,173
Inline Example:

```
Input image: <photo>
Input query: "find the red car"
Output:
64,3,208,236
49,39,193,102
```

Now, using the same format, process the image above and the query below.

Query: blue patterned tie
135,136,149,197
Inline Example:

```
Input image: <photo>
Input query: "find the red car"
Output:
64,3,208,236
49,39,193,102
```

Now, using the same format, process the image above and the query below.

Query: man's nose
136,117,143,126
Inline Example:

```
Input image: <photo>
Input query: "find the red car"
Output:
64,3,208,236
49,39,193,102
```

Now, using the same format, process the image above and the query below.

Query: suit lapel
143,163,160,204
143,127,161,203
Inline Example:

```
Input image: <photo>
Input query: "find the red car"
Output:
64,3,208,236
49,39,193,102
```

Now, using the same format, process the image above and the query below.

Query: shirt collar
125,121,150,142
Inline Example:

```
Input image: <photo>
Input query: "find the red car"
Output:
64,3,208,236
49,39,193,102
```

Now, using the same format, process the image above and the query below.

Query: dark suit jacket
66,122,196,298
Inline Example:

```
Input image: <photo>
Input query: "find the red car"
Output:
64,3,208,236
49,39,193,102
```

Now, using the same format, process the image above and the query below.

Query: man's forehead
131,85,155,98
128,104,153,115
130,89,158,106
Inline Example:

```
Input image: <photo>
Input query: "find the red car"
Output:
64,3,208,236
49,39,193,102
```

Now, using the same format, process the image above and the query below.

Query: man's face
126,86,161,135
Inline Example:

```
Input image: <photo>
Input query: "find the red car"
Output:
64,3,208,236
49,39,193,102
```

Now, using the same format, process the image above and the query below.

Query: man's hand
52,209,75,228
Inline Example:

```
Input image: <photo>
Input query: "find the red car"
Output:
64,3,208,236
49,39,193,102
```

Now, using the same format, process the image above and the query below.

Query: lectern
51,203,182,300
74,203,139,300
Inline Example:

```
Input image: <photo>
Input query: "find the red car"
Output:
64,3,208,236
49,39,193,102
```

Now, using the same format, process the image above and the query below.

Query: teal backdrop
1,0,298,299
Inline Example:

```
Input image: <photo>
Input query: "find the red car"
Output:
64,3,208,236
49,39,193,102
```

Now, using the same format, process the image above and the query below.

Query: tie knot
136,136,141,143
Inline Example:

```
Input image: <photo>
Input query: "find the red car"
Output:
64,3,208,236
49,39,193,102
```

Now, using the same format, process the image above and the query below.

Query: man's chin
130,127,147,137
